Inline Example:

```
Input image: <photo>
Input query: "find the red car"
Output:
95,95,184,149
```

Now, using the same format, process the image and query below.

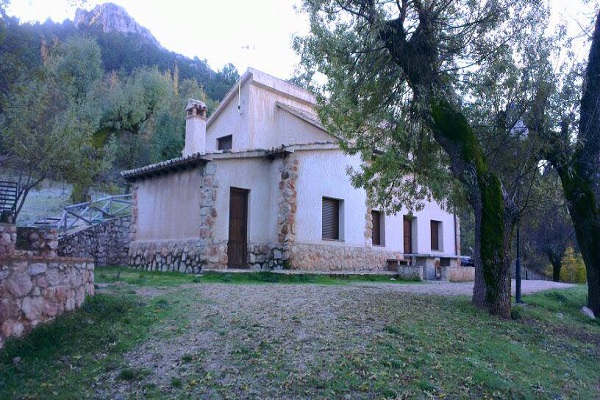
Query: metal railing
35,194,132,235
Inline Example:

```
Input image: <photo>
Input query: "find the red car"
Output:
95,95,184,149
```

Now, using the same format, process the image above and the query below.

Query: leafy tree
295,0,547,317
521,170,574,282
0,35,109,216
559,246,587,284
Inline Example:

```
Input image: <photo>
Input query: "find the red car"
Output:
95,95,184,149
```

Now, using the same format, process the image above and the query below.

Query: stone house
123,68,464,278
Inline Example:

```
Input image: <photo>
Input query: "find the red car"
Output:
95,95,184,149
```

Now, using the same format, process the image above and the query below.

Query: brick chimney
183,99,208,156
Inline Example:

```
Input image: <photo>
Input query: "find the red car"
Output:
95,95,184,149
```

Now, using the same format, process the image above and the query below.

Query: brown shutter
371,210,381,245
431,220,440,251
322,197,339,240
403,216,412,254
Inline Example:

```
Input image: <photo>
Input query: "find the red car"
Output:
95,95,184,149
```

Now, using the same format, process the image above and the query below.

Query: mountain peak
74,3,161,47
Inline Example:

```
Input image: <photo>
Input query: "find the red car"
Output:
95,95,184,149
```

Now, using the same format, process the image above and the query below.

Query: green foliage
96,266,411,286
560,246,587,284
0,16,238,206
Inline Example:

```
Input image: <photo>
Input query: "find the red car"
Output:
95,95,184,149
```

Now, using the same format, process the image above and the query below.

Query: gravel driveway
94,279,577,398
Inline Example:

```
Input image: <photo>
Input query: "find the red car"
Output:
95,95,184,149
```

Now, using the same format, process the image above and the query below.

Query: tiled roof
121,152,208,181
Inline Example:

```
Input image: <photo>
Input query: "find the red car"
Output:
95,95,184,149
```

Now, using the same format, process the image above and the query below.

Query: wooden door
228,188,248,268
403,216,413,254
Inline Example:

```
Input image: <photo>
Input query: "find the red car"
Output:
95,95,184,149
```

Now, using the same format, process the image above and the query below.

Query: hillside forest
0,5,239,213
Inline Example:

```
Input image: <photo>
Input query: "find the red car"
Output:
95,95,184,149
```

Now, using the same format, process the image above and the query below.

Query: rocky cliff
74,3,161,48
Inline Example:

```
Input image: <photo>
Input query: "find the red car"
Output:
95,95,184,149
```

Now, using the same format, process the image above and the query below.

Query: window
322,197,341,240
371,210,384,246
217,135,233,151
431,220,442,251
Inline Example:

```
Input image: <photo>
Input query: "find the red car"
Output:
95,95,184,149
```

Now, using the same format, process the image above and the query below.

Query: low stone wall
0,256,94,349
288,243,403,271
397,266,423,281
128,239,209,273
16,227,59,257
0,223,17,256
58,217,131,267
442,266,475,282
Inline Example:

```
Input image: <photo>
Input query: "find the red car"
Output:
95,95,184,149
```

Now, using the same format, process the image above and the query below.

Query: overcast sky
5,0,599,79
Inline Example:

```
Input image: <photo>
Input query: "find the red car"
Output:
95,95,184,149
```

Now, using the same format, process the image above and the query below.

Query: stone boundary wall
0,256,94,349
58,216,131,267
397,266,423,280
288,243,403,271
128,239,209,273
17,227,59,257
0,223,17,256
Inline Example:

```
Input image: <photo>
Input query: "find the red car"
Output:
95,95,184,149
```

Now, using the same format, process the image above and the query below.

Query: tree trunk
548,255,562,283
557,168,600,314
554,11,600,316
431,100,513,318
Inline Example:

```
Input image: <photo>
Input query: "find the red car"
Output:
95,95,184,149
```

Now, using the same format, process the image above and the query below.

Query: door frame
227,187,249,268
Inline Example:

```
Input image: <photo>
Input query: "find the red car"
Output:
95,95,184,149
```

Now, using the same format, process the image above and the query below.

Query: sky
5,0,600,80
5,0,308,79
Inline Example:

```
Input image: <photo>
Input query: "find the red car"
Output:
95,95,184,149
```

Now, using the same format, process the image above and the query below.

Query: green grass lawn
95,266,413,285
1,268,598,399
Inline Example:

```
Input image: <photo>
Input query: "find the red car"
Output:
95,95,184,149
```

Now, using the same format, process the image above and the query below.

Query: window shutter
322,198,339,240
431,220,440,251
371,210,381,245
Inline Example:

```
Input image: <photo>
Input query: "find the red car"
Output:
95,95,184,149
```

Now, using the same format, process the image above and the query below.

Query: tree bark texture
430,101,512,318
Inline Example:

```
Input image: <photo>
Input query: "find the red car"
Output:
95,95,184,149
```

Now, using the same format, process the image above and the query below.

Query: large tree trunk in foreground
378,10,515,318
553,12,600,315
557,168,600,314
431,100,513,318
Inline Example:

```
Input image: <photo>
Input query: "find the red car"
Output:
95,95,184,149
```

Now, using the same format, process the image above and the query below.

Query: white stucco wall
135,168,202,241
293,147,458,256
294,148,368,246
211,156,278,245
206,82,251,153
206,70,334,155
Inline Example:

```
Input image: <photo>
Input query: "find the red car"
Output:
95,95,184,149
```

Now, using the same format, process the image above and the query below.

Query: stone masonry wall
0,223,17,256
0,256,94,349
58,216,131,267
198,163,221,268
288,243,403,271
16,227,58,257
277,156,298,245
128,239,206,273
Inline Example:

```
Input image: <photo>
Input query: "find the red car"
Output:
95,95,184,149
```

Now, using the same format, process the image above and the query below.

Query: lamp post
516,217,522,304
515,184,522,304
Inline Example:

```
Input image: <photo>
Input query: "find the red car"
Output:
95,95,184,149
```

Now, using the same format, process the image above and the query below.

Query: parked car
460,256,474,267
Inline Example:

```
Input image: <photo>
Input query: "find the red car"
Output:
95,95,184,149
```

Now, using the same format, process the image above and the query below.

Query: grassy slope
0,269,598,399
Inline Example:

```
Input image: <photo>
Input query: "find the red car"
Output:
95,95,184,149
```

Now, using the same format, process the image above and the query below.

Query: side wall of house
128,164,219,272
289,148,459,271
135,168,203,241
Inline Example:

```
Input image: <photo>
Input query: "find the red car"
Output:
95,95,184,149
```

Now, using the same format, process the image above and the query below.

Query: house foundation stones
128,239,206,273
288,243,402,271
